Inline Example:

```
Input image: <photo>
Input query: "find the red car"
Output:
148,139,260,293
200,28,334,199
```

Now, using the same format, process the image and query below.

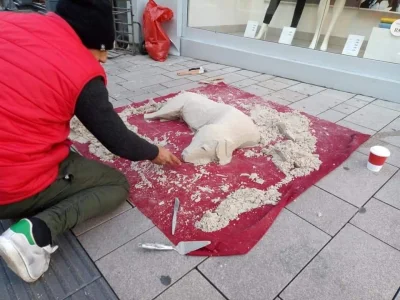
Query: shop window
188,0,400,63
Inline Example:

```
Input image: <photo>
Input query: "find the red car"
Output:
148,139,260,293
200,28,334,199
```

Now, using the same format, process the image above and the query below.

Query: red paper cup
367,146,390,172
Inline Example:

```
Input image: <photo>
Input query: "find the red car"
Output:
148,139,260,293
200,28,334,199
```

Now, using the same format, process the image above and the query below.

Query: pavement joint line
349,223,400,253
196,267,230,300
284,207,335,237
275,219,364,297
374,197,400,213
60,275,103,300
93,225,156,262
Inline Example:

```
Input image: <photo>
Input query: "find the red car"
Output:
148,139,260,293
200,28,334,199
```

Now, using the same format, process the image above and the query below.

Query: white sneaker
0,219,58,283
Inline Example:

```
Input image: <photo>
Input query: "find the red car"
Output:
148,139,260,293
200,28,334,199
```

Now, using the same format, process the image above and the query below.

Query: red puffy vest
0,12,106,205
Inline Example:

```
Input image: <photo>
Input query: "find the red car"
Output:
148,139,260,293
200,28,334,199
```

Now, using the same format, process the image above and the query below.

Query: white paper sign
342,35,365,56
278,27,297,45
390,19,400,36
244,21,259,38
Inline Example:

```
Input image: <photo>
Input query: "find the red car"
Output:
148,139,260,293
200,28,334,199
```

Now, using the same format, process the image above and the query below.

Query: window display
188,0,400,64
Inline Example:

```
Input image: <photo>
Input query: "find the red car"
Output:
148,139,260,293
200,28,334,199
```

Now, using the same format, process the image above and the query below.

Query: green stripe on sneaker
10,219,36,246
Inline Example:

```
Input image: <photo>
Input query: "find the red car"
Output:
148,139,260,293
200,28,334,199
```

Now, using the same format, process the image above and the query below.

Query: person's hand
152,146,181,166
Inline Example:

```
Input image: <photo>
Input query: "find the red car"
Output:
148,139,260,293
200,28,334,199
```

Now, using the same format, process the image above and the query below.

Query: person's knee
113,170,130,203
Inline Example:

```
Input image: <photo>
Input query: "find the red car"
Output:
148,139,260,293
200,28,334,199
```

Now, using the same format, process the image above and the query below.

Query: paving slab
78,208,154,261
0,222,102,300
155,82,202,97
336,120,376,135
186,74,208,82
235,70,261,77
377,117,400,148
317,109,347,123
373,99,400,112
128,92,160,103
121,63,153,73
107,75,126,85
107,84,134,100
161,78,192,88
375,170,400,209
354,95,375,102
281,224,400,300
344,97,370,108
318,89,355,101
215,73,247,84
252,74,276,82
222,66,242,73
157,64,187,72
288,83,326,96
231,78,258,88
316,152,398,207
111,98,133,108
73,201,132,236
198,210,330,300
118,67,166,81
332,103,359,114
67,278,118,300
287,186,357,236
357,137,400,168
155,270,225,300
262,95,291,106
203,63,228,71
258,79,291,91
120,74,172,91
343,104,400,131
96,227,206,300
273,77,299,86
268,89,307,103
204,69,231,78
351,198,400,250
104,67,129,76
241,85,273,96
289,93,344,116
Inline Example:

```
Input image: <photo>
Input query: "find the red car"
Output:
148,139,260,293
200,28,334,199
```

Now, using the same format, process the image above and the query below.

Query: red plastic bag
143,0,174,62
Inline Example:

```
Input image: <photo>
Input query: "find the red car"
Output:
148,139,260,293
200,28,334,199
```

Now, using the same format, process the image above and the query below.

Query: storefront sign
244,21,259,38
278,27,296,45
342,34,365,56
390,19,400,37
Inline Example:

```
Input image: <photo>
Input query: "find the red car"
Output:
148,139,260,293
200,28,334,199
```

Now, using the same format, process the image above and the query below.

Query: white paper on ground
342,34,365,56
244,21,259,38
278,27,297,45
364,27,400,63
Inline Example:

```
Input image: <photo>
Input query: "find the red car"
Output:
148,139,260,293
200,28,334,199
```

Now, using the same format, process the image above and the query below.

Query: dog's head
182,125,235,165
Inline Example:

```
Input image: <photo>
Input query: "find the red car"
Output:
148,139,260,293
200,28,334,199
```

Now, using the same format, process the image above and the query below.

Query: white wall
188,0,399,40
132,0,182,55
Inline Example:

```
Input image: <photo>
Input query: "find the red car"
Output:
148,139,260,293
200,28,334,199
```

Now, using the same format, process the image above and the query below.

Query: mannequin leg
291,0,307,28
320,0,346,51
309,0,330,49
256,0,282,40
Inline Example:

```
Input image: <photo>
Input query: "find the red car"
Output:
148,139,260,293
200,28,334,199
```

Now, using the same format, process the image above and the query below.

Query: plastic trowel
139,241,211,255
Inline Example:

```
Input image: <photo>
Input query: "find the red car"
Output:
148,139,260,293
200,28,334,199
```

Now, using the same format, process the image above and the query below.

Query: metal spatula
139,241,211,255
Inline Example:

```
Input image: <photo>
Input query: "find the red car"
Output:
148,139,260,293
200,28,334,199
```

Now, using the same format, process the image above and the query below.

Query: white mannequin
256,23,269,40
309,0,346,51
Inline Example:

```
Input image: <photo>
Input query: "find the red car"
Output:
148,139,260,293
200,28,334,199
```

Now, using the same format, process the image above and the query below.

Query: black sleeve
75,77,159,161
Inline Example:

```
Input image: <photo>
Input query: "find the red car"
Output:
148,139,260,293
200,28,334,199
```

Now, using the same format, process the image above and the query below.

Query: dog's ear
215,139,235,165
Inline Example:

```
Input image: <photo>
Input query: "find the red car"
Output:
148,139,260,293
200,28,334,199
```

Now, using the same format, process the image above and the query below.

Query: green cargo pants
0,151,129,240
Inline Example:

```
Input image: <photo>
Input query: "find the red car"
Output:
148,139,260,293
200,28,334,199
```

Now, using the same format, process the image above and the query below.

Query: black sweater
74,77,159,161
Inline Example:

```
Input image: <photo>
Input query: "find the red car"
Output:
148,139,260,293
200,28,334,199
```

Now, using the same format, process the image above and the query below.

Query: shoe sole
0,236,36,283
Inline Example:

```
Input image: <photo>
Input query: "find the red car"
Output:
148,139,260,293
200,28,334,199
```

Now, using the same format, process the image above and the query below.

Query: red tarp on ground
72,83,370,256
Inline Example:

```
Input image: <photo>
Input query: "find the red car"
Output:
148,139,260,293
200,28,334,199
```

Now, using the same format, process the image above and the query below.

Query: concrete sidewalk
2,54,400,300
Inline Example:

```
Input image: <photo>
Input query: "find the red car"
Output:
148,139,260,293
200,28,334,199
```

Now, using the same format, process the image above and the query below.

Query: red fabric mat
72,83,370,256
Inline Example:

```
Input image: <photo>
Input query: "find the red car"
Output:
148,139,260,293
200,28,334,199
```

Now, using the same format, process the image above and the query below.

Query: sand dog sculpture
144,92,261,165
